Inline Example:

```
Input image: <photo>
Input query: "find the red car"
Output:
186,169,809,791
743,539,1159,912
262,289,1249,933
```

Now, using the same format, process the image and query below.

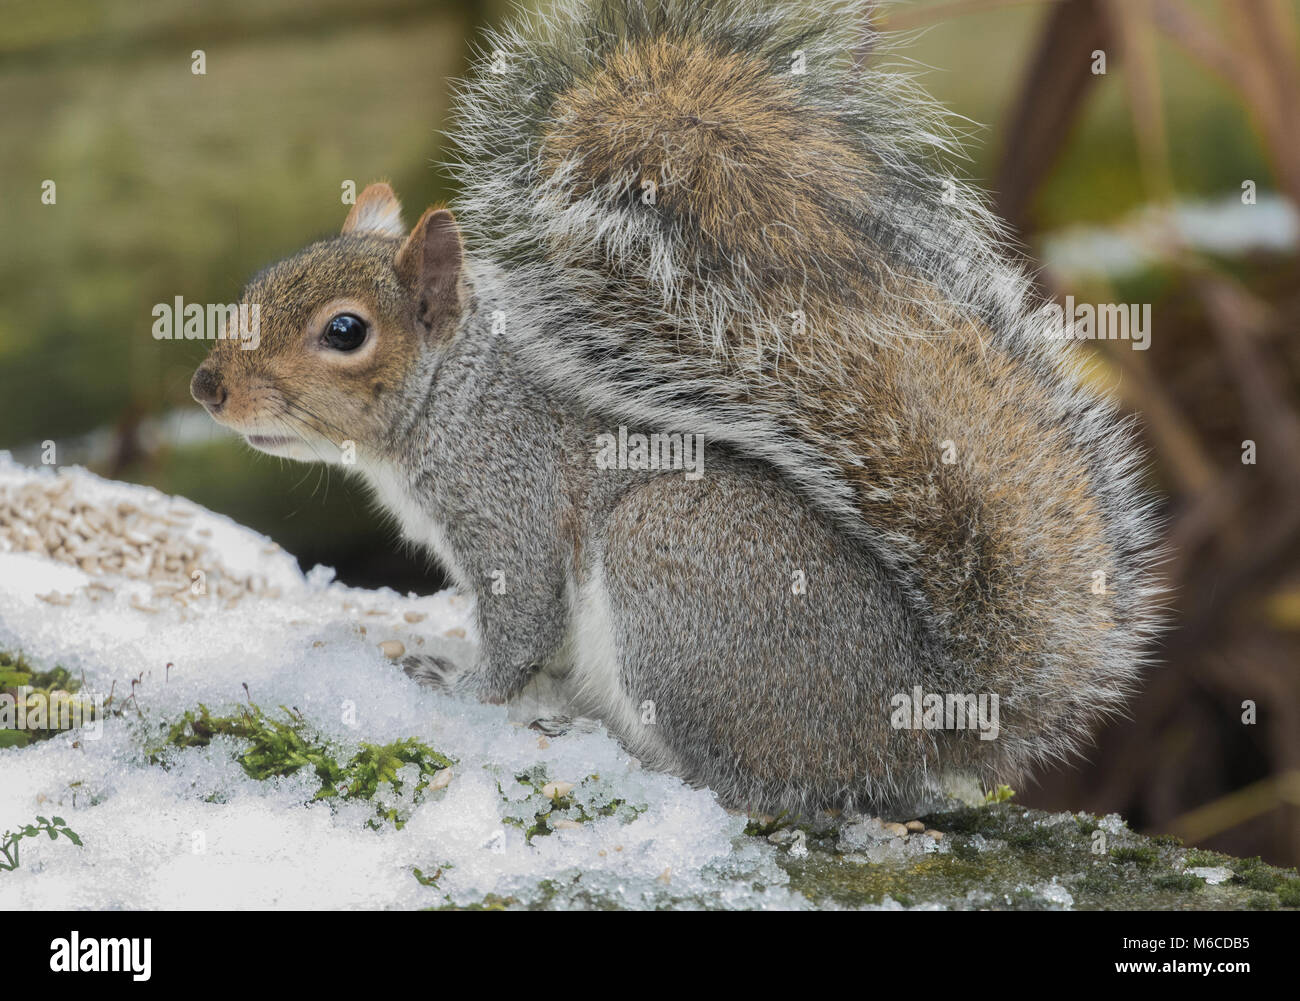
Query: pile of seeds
0,467,476,665
0,474,282,614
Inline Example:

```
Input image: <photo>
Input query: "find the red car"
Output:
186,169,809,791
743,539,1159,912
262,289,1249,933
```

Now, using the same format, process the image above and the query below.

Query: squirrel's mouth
245,434,298,453
241,429,348,464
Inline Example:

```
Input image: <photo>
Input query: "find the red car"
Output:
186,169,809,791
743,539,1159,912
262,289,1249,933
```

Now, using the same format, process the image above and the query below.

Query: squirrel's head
190,183,465,464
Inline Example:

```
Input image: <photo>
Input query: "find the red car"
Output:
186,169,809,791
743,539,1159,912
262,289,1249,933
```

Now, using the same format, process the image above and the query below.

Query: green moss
425,874,624,911
1074,870,1122,897
919,804,1009,837
744,812,792,838
950,839,982,863
1275,879,1300,908
432,893,519,911
1228,855,1297,893
772,800,1298,911
148,702,453,829
1184,848,1231,868
495,766,647,844
1008,825,1056,850
1236,870,1279,892
783,851,979,907
1153,872,1204,893
0,650,103,748
1110,845,1159,868
412,864,452,887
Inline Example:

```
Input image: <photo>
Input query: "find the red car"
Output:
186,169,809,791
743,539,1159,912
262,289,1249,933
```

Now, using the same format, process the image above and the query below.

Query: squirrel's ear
342,182,405,239
396,207,465,334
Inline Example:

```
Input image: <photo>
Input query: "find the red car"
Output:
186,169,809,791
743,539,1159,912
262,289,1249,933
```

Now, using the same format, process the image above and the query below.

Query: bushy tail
446,0,1164,781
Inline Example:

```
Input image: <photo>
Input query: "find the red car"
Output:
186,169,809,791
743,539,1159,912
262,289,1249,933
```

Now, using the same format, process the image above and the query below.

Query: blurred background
1,0,1297,865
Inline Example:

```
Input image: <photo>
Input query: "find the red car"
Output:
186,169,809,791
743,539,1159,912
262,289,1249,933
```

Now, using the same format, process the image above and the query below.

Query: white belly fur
358,460,470,590
549,556,679,771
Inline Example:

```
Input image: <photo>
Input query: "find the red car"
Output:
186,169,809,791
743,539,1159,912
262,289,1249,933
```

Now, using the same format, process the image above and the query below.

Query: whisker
280,395,350,441
271,405,335,469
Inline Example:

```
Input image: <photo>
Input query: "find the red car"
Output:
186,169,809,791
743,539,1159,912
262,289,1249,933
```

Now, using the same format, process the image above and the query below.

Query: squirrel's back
447,0,1163,784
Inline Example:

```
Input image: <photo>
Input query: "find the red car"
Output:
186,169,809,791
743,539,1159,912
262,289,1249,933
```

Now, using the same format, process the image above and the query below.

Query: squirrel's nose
191,365,228,411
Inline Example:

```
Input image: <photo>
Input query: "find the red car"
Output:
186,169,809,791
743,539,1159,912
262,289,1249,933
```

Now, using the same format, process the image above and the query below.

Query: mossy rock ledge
750,803,1299,911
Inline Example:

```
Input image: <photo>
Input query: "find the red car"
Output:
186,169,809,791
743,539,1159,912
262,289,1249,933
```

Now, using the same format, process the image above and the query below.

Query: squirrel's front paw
400,654,461,692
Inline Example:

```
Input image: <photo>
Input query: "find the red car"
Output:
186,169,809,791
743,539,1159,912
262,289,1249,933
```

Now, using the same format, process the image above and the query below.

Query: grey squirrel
190,0,1163,816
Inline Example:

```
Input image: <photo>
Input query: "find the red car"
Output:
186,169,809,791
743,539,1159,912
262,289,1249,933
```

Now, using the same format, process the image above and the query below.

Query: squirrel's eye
321,313,368,352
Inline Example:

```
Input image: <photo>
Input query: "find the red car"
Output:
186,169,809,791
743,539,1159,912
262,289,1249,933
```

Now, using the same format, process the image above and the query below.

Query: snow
1042,193,1298,280
1185,866,1232,887
0,456,804,909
